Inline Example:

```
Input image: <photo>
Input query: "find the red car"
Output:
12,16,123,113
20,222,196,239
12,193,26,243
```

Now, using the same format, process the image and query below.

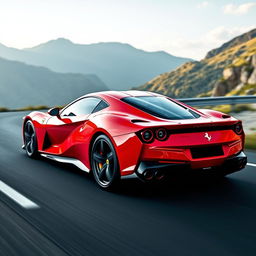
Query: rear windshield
121,96,200,120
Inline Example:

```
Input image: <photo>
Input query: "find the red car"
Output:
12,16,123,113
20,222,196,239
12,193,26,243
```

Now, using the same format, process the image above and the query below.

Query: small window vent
222,114,231,119
131,119,149,123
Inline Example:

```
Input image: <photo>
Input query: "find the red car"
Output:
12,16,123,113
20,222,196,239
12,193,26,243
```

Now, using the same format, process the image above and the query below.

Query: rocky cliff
136,28,256,98
213,54,256,96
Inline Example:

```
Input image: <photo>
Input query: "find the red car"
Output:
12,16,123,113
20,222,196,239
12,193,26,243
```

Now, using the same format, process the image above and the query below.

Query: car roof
84,90,161,100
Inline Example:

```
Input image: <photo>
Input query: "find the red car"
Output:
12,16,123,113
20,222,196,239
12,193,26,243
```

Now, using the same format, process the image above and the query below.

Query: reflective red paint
22,91,246,178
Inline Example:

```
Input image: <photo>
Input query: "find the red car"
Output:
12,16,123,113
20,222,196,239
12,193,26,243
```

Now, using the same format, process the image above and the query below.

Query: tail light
141,129,154,143
138,128,169,143
234,122,243,135
155,128,168,141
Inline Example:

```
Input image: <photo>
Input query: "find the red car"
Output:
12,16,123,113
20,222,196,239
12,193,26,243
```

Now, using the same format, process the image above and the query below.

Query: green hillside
137,28,256,98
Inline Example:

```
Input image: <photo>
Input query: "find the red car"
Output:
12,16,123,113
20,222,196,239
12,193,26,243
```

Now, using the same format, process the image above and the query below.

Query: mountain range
1,29,255,110
137,28,256,98
0,40,191,90
0,57,107,109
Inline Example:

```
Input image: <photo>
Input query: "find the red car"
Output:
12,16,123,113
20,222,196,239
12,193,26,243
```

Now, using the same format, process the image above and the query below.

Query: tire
91,134,120,190
23,120,39,158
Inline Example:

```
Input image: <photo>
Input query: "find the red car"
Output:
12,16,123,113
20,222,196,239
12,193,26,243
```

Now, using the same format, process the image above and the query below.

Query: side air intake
131,119,149,123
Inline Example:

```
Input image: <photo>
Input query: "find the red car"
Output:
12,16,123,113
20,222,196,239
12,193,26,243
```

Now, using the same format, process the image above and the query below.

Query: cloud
204,26,254,43
223,2,256,15
197,1,209,8
163,26,254,60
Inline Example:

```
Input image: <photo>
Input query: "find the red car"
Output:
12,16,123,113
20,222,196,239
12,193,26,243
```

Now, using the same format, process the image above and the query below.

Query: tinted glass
61,97,101,116
122,96,200,120
92,100,109,113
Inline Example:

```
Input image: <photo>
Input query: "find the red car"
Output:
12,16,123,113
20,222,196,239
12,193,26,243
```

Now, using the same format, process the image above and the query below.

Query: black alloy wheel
91,135,120,190
24,120,39,158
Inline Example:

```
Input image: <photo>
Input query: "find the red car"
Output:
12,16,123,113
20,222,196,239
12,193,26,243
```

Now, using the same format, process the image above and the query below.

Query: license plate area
191,145,224,159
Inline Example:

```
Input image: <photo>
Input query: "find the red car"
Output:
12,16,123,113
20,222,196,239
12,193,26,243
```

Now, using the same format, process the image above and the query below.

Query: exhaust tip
142,169,166,181
143,169,155,181
155,170,165,180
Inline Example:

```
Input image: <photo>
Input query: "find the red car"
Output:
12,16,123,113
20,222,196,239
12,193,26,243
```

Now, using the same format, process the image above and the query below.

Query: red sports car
22,91,247,189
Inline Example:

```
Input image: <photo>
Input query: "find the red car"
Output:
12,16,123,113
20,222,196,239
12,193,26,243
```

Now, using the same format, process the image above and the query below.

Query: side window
92,100,109,113
61,97,101,116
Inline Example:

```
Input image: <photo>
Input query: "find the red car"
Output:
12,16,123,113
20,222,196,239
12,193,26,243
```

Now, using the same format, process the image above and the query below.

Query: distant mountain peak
0,42,8,48
0,37,191,90
50,38,74,45
28,38,74,51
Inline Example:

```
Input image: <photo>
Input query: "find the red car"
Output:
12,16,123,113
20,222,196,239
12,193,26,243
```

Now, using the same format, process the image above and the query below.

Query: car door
45,97,101,146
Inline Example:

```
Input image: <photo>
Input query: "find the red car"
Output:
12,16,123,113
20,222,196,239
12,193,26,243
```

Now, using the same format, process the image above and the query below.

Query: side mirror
48,107,60,117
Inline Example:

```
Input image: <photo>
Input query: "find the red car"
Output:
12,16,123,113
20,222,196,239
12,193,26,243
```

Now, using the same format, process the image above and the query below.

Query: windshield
121,96,200,120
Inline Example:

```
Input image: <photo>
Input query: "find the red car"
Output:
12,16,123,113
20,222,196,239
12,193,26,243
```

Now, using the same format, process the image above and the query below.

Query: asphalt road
0,111,256,256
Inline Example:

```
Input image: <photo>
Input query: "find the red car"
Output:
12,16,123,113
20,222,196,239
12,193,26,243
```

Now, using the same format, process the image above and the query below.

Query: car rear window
121,96,200,120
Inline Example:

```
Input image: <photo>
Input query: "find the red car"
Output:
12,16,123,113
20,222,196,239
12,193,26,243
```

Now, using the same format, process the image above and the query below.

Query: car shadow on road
35,155,256,210
117,172,256,207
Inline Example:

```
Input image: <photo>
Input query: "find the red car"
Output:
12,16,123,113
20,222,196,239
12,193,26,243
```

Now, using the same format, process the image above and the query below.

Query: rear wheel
24,120,39,158
91,135,120,190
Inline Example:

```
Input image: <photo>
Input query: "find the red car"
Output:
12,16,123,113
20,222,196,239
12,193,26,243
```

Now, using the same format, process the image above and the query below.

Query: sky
0,0,255,60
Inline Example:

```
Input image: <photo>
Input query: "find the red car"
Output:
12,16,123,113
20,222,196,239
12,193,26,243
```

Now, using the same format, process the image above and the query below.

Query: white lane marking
247,163,256,167
0,180,39,209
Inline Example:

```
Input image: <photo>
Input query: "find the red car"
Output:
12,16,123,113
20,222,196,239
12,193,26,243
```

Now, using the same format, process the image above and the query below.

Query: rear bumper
221,151,247,174
134,151,247,181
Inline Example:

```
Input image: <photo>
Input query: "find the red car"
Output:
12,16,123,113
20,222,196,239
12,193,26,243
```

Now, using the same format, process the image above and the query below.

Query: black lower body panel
135,151,247,181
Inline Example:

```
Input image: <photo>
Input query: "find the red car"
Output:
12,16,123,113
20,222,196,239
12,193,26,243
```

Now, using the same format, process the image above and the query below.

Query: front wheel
23,120,39,158
91,135,120,190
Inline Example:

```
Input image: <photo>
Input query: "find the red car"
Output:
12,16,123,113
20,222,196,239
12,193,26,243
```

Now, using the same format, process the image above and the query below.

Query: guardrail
178,95,256,106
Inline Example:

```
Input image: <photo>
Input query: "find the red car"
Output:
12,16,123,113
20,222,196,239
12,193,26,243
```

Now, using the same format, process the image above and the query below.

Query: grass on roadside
0,107,9,112
245,133,256,150
212,104,256,114
16,105,49,111
0,105,50,112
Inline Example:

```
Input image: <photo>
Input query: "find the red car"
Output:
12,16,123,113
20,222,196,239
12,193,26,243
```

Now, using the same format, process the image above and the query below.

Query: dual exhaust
136,161,172,182
142,169,165,181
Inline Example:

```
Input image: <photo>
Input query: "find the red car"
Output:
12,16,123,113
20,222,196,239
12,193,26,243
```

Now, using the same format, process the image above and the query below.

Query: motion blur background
0,0,255,148
0,1,256,256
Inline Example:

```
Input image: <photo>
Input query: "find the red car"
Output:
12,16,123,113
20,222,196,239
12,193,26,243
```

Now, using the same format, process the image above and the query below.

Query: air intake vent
131,119,149,123
43,132,52,150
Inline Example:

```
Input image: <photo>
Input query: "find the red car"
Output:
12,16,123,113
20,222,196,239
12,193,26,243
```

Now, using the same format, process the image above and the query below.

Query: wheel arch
22,117,33,143
88,130,120,172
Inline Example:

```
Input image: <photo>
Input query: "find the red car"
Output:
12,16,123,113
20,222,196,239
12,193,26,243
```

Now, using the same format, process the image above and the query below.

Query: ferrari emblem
204,132,212,142
106,159,109,165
